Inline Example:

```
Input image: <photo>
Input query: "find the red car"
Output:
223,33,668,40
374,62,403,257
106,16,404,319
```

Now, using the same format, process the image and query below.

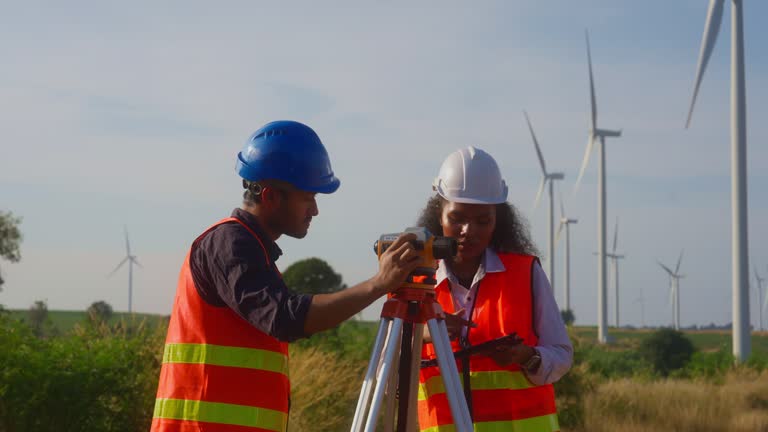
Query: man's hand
488,344,536,367
370,233,421,296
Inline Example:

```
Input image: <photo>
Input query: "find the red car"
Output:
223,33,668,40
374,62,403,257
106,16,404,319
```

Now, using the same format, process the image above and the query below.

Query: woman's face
439,201,496,262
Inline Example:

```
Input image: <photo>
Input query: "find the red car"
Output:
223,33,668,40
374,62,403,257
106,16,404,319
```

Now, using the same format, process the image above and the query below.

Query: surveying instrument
350,227,473,432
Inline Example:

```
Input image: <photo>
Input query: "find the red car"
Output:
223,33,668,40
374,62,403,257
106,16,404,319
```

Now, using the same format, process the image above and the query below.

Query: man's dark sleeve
192,226,313,342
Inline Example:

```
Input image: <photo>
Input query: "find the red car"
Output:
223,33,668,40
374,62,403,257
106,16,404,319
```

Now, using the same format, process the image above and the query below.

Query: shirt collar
231,208,283,262
435,248,506,287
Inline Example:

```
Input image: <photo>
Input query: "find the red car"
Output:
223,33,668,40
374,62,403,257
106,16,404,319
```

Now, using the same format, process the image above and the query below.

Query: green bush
294,320,378,363
582,346,651,379
554,328,592,429
639,328,695,377
0,315,164,432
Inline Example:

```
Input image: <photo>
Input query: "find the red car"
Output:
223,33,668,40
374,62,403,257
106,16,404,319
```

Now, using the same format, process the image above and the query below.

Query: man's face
439,201,496,262
274,187,319,239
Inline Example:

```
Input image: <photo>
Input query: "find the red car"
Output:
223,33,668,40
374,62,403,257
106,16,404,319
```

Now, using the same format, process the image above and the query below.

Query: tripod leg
427,318,473,432
351,318,392,432
382,333,401,432
405,323,425,432
395,320,414,432
436,319,474,431
364,317,404,432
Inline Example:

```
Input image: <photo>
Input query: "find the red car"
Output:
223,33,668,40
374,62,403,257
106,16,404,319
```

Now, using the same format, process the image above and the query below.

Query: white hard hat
432,146,508,204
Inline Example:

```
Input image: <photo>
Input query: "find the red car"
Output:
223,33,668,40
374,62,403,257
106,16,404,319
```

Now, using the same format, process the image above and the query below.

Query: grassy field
7,309,166,332
577,370,768,432
572,326,768,355
8,310,768,355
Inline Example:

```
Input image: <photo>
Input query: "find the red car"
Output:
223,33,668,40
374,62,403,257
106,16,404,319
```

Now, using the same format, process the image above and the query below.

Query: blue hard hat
236,120,341,194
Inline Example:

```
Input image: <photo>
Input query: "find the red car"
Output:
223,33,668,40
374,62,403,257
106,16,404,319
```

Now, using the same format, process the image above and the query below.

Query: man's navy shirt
189,208,313,342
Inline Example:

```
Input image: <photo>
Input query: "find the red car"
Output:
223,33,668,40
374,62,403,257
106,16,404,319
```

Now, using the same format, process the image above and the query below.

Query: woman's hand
489,344,536,367
423,309,475,342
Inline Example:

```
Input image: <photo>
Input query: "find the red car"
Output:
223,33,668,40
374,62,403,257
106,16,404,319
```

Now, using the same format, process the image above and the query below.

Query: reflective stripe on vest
418,370,533,401
163,343,288,375
154,398,287,431
419,413,560,432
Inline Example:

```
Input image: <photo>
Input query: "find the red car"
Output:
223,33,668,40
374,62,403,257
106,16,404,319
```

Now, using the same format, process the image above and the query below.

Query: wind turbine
685,0,750,361
658,250,685,330
606,218,625,327
556,195,578,313
755,267,765,331
525,110,565,294
107,226,141,313
574,30,622,344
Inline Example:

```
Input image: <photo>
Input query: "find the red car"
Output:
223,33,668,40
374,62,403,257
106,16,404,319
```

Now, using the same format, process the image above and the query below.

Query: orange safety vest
418,253,559,432
151,217,290,432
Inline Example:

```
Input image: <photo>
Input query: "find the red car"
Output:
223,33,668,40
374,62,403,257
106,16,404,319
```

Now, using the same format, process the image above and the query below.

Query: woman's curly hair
416,195,539,257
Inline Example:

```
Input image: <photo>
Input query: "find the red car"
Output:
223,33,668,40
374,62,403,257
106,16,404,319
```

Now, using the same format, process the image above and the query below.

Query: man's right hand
370,233,421,296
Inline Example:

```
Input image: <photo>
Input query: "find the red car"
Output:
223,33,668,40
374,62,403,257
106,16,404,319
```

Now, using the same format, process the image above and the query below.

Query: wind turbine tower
685,0,751,362
108,226,142,313
574,31,622,344
755,267,765,331
606,218,625,327
524,111,565,294
658,251,685,330
557,196,578,312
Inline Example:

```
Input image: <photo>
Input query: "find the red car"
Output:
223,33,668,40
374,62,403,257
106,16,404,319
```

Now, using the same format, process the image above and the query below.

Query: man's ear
261,185,282,208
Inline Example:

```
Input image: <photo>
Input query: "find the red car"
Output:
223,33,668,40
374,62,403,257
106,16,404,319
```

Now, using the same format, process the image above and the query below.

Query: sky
1,1,767,329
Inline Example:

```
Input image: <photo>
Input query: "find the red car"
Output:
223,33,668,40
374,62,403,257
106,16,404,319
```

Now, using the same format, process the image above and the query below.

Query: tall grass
579,370,768,432
288,346,367,431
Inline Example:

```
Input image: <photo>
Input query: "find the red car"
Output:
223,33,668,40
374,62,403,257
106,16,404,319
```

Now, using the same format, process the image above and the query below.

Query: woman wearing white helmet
416,147,572,432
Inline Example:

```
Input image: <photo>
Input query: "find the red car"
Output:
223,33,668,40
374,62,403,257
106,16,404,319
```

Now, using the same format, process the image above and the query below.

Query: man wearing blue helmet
151,121,420,432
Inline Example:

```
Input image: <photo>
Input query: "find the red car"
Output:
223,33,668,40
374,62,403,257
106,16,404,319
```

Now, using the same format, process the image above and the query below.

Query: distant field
7,309,166,332
572,326,768,355
7,310,768,356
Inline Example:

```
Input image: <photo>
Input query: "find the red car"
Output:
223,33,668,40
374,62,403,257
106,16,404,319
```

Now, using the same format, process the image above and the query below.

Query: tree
639,328,695,376
560,309,575,326
28,300,49,337
0,211,22,291
87,300,114,323
282,258,345,295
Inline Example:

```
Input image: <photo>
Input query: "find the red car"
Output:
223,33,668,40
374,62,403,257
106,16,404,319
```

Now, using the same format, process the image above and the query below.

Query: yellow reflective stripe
153,398,287,431
418,370,533,401
420,413,560,432
163,343,288,375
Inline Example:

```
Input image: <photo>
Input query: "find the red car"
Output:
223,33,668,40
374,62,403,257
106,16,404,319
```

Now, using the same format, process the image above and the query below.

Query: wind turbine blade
612,217,619,254
524,111,547,175
675,249,684,274
107,257,129,278
585,30,598,132
573,133,595,193
685,0,725,128
131,257,143,269
657,260,674,276
533,177,546,209
124,225,131,256
559,192,565,219
556,220,565,243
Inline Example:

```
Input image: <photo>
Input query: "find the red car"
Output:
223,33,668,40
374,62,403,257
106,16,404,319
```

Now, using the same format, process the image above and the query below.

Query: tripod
350,284,473,432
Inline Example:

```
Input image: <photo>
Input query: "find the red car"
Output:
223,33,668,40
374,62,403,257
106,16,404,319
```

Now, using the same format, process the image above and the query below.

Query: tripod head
374,227,457,290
